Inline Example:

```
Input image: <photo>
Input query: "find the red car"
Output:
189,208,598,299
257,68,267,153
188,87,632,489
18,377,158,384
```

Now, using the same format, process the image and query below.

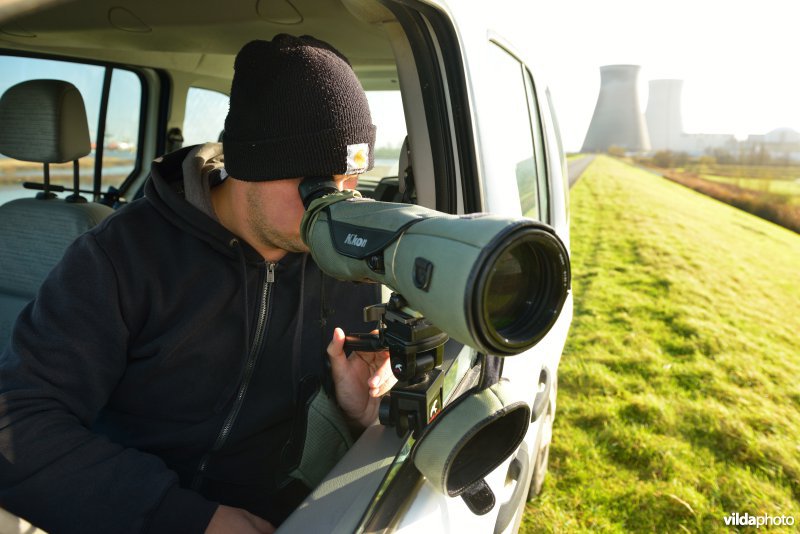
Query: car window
182,87,230,147
0,55,142,203
364,90,407,181
545,86,569,223
485,43,543,220
103,69,143,190
524,68,550,223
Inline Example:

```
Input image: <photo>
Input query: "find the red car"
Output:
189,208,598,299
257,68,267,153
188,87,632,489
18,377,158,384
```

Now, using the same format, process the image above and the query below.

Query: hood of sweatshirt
145,143,266,264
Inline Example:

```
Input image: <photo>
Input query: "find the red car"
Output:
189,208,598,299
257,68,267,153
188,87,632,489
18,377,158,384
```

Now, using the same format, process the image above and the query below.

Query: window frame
386,2,478,215
543,86,570,225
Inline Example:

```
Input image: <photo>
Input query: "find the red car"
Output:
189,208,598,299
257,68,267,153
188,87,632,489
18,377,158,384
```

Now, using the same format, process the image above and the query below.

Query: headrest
0,79,91,163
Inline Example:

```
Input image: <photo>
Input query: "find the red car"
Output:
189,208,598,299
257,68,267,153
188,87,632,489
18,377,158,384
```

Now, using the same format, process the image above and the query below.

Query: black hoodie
0,145,379,533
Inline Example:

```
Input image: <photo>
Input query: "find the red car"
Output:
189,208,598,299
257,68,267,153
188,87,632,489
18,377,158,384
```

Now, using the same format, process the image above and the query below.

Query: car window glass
182,87,230,147
0,55,142,203
103,69,142,190
524,69,549,222
0,56,102,203
363,90,407,182
485,44,540,220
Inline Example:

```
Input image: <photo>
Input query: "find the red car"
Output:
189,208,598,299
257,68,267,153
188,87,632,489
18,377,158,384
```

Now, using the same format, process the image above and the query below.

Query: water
1,165,134,181
0,150,135,181
0,151,135,203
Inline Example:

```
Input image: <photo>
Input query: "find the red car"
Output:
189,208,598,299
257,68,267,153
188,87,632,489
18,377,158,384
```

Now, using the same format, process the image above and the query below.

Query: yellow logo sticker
346,143,369,174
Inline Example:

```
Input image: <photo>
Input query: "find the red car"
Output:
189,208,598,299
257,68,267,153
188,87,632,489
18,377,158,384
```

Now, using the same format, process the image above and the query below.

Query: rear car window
0,55,142,203
364,90,407,180
182,87,230,147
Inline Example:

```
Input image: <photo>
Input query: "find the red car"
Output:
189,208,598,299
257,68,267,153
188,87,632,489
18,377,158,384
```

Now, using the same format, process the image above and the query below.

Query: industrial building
584,65,800,161
581,65,650,153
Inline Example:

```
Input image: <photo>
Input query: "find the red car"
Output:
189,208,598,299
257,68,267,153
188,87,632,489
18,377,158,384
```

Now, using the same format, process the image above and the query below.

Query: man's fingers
370,379,395,397
331,327,396,398
244,511,275,533
367,350,396,397
370,370,397,397
327,327,347,362
206,505,275,534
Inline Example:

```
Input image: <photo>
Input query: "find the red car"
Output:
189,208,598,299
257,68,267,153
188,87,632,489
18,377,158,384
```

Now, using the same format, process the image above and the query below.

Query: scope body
300,191,570,356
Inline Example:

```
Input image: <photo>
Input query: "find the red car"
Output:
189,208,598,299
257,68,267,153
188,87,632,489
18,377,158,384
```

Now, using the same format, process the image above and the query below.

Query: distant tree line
374,143,403,160
662,170,800,233
611,144,799,168
706,144,776,166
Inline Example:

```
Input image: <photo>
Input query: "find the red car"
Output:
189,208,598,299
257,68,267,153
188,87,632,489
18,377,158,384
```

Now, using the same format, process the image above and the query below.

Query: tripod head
344,293,449,437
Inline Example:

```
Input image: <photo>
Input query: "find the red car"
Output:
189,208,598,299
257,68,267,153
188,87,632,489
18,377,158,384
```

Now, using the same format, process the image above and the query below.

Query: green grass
522,156,800,533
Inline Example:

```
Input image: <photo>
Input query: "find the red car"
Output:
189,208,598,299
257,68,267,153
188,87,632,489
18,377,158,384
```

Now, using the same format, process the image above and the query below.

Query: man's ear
343,175,359,190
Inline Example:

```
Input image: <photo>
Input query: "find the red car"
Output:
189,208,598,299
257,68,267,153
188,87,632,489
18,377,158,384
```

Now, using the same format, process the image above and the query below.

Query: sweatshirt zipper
191,262,275,490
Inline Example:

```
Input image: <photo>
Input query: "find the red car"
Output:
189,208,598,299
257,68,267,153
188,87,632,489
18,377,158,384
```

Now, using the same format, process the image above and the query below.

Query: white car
0,0,572,532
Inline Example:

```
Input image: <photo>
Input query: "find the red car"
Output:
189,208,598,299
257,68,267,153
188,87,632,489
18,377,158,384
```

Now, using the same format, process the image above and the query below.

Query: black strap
478,353,503,391
460,479,496,515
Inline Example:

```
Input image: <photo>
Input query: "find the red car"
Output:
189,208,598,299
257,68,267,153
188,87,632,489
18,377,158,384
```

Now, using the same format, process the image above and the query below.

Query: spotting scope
299,177,571,357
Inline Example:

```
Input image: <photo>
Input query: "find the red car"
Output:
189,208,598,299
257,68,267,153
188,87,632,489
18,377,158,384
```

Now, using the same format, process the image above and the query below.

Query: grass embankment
522,156,800,533
658,165,800,233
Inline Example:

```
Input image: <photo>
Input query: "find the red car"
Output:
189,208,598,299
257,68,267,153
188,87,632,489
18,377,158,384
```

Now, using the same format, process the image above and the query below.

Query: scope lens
485,244,540,334
473,224,570,355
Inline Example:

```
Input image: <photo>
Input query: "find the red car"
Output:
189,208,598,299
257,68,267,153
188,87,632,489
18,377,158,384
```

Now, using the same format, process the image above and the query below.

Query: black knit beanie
223,34,376,181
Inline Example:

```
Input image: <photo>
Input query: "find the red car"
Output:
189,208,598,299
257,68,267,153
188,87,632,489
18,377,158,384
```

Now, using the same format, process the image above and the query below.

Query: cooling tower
646,79,684,151
582,65,650,153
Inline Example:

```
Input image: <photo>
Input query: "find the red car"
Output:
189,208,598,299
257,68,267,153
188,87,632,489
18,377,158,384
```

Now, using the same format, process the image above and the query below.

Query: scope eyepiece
299,175,339,209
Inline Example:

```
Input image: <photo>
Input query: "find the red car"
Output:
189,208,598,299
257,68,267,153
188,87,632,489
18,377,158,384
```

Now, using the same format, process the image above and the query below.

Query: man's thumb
327,327,346,361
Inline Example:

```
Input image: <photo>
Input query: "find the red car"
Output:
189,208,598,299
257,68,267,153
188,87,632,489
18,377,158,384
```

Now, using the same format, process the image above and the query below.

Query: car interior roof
0,0,401,91
0,0,440,206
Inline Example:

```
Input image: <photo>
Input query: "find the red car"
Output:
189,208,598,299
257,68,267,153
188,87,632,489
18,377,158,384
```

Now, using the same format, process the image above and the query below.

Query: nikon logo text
344,233,368,248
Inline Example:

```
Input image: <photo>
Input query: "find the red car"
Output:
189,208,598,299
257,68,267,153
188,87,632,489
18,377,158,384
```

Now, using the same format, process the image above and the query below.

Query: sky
496,0,800,152
3,1,798,157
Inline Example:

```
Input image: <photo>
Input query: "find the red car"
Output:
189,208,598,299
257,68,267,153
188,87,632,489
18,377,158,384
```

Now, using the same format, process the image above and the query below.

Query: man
0,35,393,533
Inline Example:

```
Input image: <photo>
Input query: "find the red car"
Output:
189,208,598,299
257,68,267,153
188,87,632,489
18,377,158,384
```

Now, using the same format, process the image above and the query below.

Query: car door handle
531,367,552,423
493,443,530,533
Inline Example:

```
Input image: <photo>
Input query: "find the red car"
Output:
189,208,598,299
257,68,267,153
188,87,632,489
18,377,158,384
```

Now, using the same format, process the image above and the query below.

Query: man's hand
327,327,396,429
205,505,274,534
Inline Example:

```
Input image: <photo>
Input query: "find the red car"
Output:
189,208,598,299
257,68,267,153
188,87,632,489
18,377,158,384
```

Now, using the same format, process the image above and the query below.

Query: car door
279,1,572,532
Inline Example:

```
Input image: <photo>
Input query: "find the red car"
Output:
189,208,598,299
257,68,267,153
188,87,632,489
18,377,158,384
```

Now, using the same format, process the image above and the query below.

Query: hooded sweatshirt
0,144,379,533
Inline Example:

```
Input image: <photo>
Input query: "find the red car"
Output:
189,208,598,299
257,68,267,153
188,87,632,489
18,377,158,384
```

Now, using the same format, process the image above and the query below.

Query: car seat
0,80,114,349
